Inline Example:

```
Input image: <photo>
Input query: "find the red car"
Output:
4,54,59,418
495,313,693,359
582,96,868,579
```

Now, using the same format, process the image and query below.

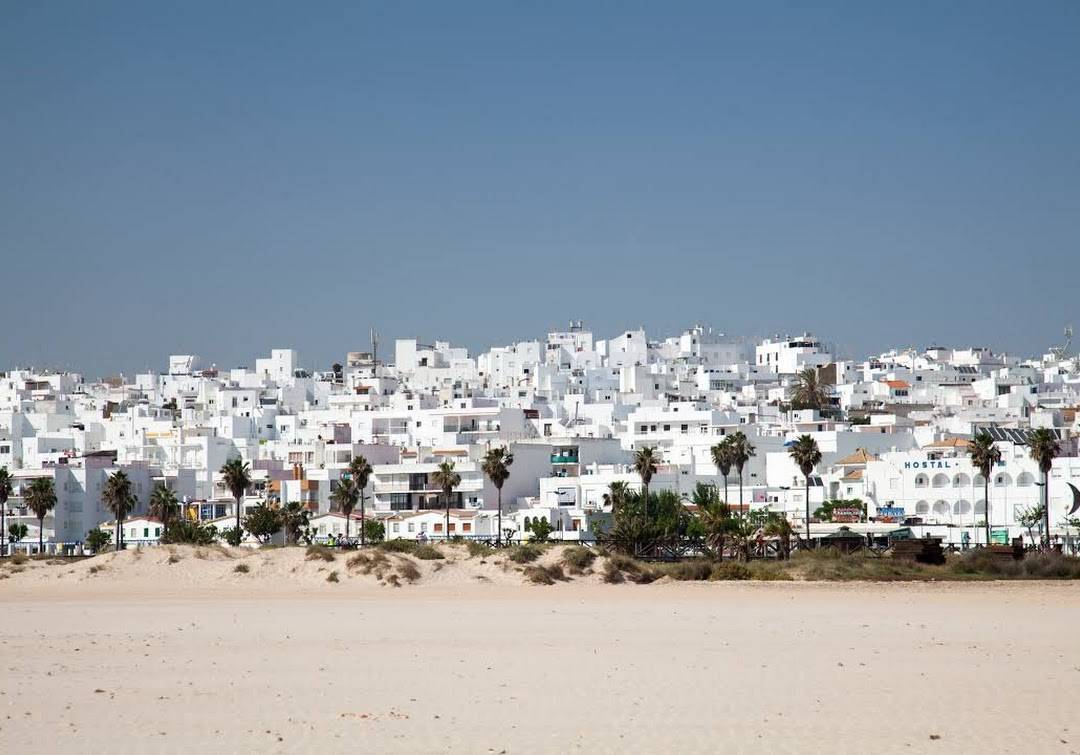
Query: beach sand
2,546,1078,753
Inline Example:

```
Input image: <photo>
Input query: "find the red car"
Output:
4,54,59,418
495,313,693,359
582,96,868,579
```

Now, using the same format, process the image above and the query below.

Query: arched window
974,499,987,516
915,500,930,514
953,473,971,488
1016,472,1034,487
932,500,950,518
953,500,971,515
932,473,949,488
973,474,986,487
995,472,1012,487
915,474,929,488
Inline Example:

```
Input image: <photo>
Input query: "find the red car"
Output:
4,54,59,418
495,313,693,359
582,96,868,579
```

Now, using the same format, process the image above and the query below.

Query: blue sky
2,1,1078,376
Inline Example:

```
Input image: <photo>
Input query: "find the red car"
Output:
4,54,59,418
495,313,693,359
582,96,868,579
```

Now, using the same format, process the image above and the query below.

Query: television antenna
1049,325,1073,361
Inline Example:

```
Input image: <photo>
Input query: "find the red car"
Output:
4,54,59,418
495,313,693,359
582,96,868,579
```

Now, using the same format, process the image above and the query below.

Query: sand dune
2,547,1079,753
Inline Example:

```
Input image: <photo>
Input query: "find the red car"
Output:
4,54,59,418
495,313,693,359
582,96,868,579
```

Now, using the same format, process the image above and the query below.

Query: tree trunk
1,501,6,558
360,490,366,547
739,469,747,562
1044,471,1051,548
804,475,811,549
235,494,241,538
723,476,728,504
444,492,450,541
345,509,350,540
496,487,503,546
984,477,990,547
38,515,44,555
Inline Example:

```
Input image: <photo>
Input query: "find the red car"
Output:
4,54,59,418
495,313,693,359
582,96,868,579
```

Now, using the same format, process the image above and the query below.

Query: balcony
550,453,579,464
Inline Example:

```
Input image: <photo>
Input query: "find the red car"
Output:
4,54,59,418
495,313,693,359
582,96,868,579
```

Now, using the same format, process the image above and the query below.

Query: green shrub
326,570,339,583
413,544,444,560
747,561,794,581
560,546,596,574
161,520,218,546
508,544,543,564
221,526,244,547
528,519,553,543
167,554,181,565
85,528,112,553
11,552,29,566
234,563,250,574
377,539,418,554
305,544,336,562
709,562,752,581
362,519,386,543
466,541,495,558
654,560,714,581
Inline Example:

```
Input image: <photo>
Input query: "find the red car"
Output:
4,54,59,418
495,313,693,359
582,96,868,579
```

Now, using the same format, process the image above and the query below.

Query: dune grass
305,544,336,563
508,544,543,564
413,544,445,560
524,563,568,585
560,546,596,574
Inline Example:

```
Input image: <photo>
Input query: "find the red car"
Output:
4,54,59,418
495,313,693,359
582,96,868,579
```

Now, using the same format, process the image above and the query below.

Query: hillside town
2,323,1079,554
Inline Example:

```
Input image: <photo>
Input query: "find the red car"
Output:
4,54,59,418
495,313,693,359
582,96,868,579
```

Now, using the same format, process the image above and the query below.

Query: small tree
0,467,12,557
8,522,28,544
1017,504,1045,547
86,528,112,553
221,526,244,547
529,518,553,543
362,519,385,543
25,477,57,553
243,504,282,544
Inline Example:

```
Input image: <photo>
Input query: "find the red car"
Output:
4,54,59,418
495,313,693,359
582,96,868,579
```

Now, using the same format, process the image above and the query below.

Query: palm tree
764,514,795,560
603,481,631,513
102,470,136,550
0,467,12,558
791,368,831,413
330,477,360,539
481,447,514,545
694,484,732,560
24,477,56,554
220,457,252,539
1027,428,1060,548
280,501,311,545
148,483,179,537
710,439,734,503
347,455,373,545
633,446,660,516
431,461,461,541
787,435,822,547
728,431,756,515
968,431,1001,546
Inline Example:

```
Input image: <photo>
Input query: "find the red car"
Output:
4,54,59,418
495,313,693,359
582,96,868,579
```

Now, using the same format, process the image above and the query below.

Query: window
434,523,442,532
463,523,471,533
392,523,400,533
407,523,415,532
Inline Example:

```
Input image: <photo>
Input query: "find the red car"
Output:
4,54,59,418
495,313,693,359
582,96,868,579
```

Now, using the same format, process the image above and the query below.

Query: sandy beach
2,547,1079,753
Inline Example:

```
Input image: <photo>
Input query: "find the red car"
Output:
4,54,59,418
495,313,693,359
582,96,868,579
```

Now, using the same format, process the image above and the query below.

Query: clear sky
3,1,1078,377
